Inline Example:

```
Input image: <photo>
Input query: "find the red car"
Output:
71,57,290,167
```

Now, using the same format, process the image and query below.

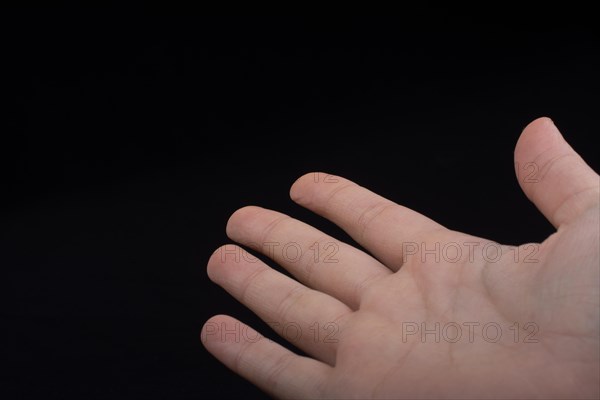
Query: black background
1,13,598,399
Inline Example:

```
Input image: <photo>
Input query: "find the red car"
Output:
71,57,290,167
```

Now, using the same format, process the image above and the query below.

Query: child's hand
202,117,599,399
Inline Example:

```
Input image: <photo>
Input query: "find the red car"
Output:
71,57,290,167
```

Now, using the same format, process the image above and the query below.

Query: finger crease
239,267,271,304
259,215,291,248
357,202,396,242
276,285,307,323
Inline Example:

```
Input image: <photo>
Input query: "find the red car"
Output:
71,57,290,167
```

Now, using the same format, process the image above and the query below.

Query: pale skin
201,117,600,399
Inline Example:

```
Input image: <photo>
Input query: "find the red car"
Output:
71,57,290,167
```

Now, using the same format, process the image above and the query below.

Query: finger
226,206,391,309
208,245,350,364
514,117,599,228
289,173,446,271
201,314,330,399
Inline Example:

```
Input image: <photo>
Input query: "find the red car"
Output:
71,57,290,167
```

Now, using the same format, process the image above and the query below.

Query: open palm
202,118,599,399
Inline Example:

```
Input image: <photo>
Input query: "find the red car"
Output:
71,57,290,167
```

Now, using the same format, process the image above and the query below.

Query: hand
201,117,599,399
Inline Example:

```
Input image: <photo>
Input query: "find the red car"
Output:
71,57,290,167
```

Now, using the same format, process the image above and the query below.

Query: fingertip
514,117,562,165
200,315,219,345
513,117,599,227
517,116,559,145
289,172,314,203
225,205,263,239
200,314,231,347
206,244,242,282
289,172,330,204
206,245,226,282
525,116,555,131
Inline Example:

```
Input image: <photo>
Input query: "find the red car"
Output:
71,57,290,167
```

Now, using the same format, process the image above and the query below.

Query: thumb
514,117,599,228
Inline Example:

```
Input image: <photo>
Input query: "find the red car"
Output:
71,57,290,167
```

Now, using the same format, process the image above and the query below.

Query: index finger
290,172,446,271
